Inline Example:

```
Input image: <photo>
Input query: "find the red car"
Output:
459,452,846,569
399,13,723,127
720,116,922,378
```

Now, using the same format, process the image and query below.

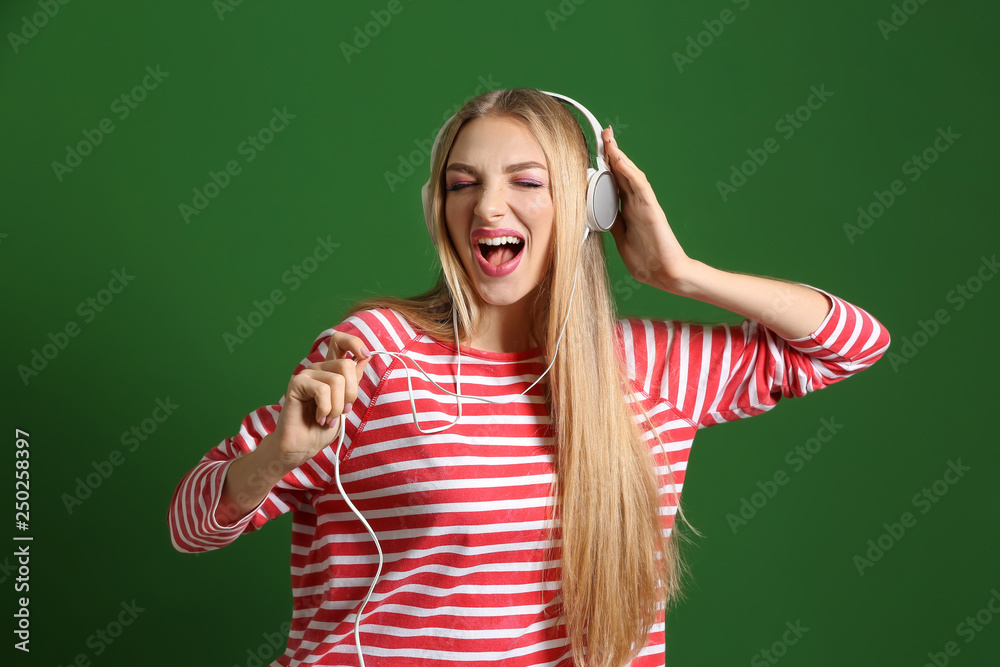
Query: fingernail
319,415,326,426
345,402,354,413
361,347,372,358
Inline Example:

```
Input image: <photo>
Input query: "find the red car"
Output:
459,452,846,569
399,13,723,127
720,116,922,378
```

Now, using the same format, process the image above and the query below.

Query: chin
473,280,532,306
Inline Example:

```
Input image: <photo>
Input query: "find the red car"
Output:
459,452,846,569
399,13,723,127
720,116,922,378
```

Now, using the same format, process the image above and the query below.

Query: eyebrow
445,161,548,175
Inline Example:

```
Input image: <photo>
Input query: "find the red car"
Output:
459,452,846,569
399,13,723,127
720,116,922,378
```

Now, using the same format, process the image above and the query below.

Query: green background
3,0,998,665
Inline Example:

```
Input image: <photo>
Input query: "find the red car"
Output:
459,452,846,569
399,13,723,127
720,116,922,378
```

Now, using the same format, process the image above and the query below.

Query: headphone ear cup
586,167,620,234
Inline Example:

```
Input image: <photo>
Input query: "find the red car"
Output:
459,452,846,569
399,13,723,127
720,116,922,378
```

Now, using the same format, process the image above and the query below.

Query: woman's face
444,116,554,310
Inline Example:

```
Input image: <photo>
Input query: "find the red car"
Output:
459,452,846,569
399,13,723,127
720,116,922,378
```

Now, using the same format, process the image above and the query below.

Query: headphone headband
421,89,619,247
539,90,613,174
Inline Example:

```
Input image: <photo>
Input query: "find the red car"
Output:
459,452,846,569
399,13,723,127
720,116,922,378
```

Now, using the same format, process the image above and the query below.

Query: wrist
215,434,298,527
251,433,299,482
655,255,705,297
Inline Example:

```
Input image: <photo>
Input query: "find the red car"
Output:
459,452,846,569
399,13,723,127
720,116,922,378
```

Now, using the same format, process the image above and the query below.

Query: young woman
168,88,890,667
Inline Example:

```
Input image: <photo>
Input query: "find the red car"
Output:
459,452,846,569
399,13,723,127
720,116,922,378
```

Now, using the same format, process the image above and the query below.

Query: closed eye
446,181,545,191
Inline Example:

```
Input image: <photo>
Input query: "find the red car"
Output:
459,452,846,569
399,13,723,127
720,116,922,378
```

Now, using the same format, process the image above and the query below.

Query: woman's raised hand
267,331,372,470
601,125,694,293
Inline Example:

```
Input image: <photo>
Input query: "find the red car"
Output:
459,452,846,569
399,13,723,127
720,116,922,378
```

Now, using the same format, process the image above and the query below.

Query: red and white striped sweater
168,283,890,666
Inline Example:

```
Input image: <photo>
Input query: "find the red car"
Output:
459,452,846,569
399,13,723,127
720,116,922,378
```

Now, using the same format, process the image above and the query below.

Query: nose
472,182,507,221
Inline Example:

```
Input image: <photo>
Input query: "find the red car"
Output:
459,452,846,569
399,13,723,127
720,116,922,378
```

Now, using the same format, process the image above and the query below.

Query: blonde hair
346,88,700,666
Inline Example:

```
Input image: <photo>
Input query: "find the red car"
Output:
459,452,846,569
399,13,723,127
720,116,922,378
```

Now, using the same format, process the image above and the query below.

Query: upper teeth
477,236,522,246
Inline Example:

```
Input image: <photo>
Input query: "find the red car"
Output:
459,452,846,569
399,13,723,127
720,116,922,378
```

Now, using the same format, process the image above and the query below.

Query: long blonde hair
346,88,699,666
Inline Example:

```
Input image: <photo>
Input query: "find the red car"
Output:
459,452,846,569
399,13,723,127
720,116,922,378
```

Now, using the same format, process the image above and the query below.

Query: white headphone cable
330,264,580,665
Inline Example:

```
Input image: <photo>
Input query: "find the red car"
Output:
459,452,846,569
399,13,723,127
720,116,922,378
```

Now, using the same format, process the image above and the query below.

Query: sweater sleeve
619,283,891,430
167,309,400,554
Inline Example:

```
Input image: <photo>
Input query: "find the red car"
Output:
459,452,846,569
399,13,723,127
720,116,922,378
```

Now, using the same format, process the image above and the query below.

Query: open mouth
477,236,525,267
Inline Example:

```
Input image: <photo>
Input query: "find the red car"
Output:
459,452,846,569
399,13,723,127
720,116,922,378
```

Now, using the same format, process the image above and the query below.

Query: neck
467,292,541,354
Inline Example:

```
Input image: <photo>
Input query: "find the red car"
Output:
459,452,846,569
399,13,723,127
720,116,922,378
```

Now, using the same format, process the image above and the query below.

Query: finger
352,355,369,388
303,366,358,412
320,372,346,425
613,145,651,194
311,354,370,393
325,332,373,363
604,128,635,198
324,332,350,361
307,358,359,375
289,372,343,426
338,361,360,407
608,210,626,247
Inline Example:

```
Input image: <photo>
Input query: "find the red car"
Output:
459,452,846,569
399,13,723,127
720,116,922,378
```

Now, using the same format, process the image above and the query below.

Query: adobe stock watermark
55,600,145,666
843,126,960,243
852,458,970,576
17,268,135,386
7,0,73,54
178,107,296,224
603,116,629,138
597,115,629,152
544,0,589,31
51,65,170,182
886,253,996,373
61,397,179,514
921,588,1000,667
340,0,414,63
232,620,291,667
384,75,502,192
673,0,752,73
716,84,834,202
750,620,809,667
877,0,933,41
213,0,246,21
223,235,341,353
0,557,16,585
726,417,843,534
612,254,661,303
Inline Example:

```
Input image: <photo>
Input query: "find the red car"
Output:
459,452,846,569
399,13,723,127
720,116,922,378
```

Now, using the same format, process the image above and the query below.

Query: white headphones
420,89,620,246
